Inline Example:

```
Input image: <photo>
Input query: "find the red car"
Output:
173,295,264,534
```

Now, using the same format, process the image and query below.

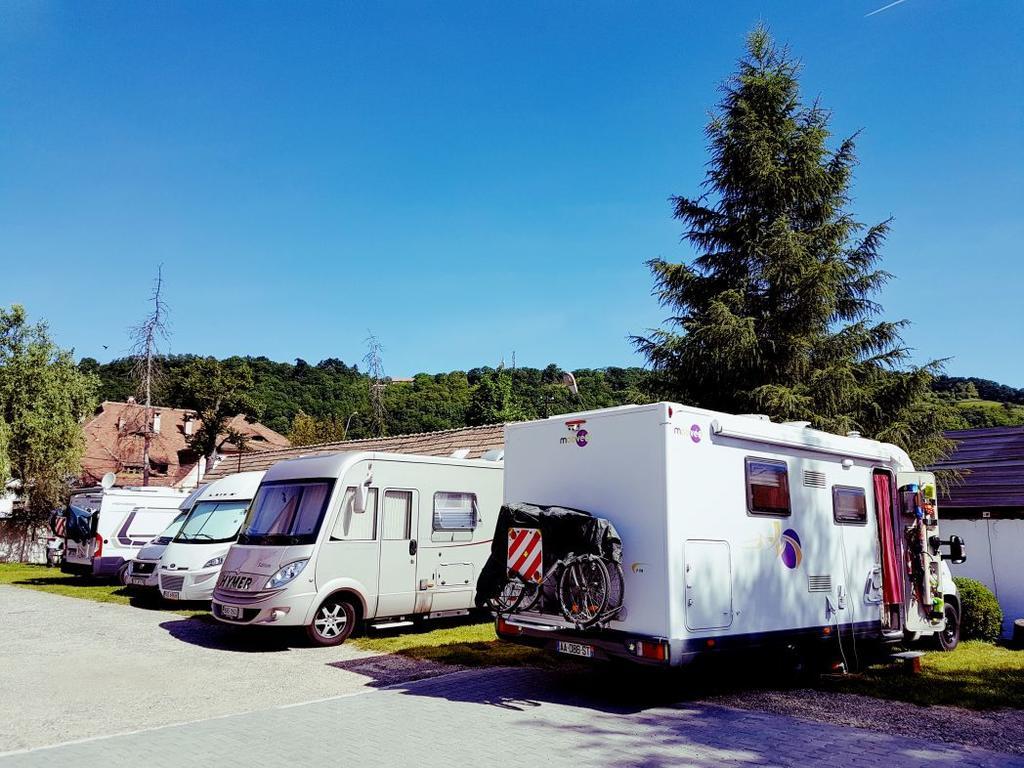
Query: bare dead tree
128,266,171,486
363,331,387,437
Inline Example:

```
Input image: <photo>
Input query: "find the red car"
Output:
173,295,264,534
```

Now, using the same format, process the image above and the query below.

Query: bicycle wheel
492,575,540,613
557,555,610,628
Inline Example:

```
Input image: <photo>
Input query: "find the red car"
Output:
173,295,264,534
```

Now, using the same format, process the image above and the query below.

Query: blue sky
1,1,1021,385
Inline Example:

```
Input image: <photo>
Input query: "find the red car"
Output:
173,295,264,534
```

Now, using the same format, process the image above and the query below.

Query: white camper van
62,484,193,582
125,484,208,589
493,403,965,667
212,452,502,645
158,471,265,601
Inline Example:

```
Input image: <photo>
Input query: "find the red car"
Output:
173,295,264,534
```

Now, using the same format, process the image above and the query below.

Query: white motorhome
494,403,965,667
157,471,265,601
125,484,207,589
212,452,503,645
62,484,194,582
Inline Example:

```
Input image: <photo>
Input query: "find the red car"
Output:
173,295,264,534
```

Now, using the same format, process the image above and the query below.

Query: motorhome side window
381,490,413,540
832,486,867,525
331,487,378,541
745,458,791,516
433,492,478,532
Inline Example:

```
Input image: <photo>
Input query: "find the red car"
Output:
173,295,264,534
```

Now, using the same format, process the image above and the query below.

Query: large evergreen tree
634,27,960,465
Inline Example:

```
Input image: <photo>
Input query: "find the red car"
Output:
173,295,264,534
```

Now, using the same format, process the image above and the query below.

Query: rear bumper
497,617,886,666
496,617,671,665
60,557,124,578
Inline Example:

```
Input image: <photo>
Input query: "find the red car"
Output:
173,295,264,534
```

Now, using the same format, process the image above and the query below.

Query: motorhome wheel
936,602,960,652
307,597,357,646
117,563,131,587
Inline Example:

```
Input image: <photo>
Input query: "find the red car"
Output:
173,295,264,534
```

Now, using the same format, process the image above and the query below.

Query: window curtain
873,473,903,605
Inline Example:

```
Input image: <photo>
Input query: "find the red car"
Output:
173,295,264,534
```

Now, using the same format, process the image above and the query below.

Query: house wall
943,517,1024,637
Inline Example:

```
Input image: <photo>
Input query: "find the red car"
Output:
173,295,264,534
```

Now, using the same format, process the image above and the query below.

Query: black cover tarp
55,505,95,543
475,502,622,608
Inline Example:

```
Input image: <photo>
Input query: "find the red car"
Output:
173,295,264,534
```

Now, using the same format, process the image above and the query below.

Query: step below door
684,539,734,631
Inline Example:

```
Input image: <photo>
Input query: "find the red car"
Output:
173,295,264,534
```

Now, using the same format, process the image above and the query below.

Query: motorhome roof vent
738,414,771,421
846,430,862,438
803,470,826,489
783,421,812,429
808,575,832,593
481,449,504,462
450,448,471,459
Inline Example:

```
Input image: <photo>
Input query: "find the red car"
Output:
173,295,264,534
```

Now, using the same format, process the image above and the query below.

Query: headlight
203,556,225,569
266,559,308,590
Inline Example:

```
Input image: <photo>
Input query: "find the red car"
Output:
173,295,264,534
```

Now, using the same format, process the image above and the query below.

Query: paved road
3,666,1023,768
0,585,442,752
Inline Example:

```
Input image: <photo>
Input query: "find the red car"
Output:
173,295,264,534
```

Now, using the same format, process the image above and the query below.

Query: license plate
556,641,594,658
220,604,243,620
128,576,147,586
164,591,180,601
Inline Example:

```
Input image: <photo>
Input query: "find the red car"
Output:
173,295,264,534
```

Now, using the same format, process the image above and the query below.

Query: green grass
0,562,207,616
352,619,549,667
3,562,1020,709
830,641,1024,710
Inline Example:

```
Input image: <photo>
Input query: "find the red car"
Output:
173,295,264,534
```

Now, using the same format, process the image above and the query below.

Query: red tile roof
80,401,290,488
201,423,505,481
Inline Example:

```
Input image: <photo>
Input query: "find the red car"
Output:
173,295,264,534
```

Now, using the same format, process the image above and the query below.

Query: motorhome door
895,471,944,633
376,489,419,618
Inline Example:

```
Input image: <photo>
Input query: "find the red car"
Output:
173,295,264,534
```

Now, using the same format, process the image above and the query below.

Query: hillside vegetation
77,356,1024,443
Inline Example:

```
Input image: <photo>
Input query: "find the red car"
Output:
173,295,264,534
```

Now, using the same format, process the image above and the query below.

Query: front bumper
126,560,160,588
159,568,222,601
211,588,316,627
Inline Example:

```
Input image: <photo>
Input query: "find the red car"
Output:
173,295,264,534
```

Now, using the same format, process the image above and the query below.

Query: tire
936,601,960,652
558,555,610,628
306,597,357,646
117,563,131,587
493,576,540,614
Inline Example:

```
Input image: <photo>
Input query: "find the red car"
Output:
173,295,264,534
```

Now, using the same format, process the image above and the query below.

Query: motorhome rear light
496,618,522,636
634,639,669,662
822,626,832,636
94,533,103,559
705,639,716,648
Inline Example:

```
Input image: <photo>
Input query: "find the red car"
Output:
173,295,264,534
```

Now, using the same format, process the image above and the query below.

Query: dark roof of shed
929,426,1024,509
202,423,506,481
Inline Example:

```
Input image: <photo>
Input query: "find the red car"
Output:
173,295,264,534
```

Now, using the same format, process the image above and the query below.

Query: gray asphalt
0,585,442,752
3,666,1023,768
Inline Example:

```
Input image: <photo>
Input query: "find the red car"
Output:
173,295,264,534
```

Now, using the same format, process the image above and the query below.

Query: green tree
287,409,349,446
169,356,262,461
467,368,526,426
0,305,97,524
634,27,959,466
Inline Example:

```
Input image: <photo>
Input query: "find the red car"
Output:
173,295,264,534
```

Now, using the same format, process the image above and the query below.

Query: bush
953,576,1003,642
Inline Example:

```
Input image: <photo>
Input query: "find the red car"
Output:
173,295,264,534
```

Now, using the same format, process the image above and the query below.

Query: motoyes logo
559,419,589,447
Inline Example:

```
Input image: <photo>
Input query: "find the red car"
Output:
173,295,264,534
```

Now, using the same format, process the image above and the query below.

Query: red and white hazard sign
507,527,543,583
53,515,66,537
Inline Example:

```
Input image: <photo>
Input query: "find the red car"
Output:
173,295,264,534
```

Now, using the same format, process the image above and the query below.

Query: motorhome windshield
154,510,190,545
237,481,333,546
175,501,250,544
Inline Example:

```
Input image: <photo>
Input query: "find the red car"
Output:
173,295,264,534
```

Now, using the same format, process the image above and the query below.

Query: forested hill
77,355,1024,442
78,355,653,440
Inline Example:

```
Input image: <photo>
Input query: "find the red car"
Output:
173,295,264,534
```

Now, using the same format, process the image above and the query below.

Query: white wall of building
944,518,1023,637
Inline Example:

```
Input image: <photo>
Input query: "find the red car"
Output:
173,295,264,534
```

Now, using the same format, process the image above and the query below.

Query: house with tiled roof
928,425,1024,636
201,423,505,482
80,399,290,489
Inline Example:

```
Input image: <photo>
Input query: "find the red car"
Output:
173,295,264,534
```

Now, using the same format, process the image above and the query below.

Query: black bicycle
492,552,624,629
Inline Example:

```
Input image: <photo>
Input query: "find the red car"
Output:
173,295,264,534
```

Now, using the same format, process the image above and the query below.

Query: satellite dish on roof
100,472,117,490
561,372,579,396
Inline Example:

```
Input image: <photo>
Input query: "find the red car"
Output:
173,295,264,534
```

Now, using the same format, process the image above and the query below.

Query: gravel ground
0,585,453,753
708,688,1024,756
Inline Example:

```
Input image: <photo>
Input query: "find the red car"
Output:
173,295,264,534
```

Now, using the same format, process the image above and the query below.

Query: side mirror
941,534,966,565
353,484,367,514
353,471,373,514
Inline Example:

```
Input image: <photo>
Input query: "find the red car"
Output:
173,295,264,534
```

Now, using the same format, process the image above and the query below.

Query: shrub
953,576,1003,642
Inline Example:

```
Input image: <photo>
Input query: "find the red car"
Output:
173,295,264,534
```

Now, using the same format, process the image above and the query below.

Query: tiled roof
202,423,505,481
929,426,1024,510
80,401,290,488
